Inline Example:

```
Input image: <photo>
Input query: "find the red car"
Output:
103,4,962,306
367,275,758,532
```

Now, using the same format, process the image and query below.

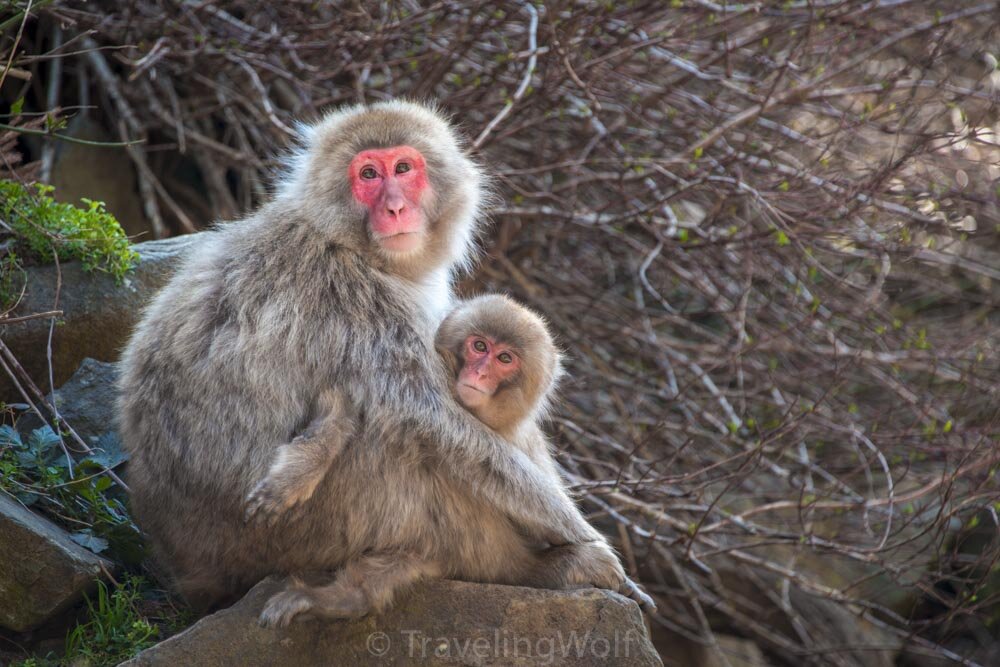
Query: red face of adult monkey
119,101,651,624
349,146,431,254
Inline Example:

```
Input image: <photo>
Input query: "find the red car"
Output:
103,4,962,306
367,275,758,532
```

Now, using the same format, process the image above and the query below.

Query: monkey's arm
353,352,604,546
245,389,356,524
430,404,598,544
512,425,658,613
385,380,655,609
510,423,562,480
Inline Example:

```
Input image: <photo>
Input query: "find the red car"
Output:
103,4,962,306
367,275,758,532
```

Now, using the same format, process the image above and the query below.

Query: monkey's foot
560,542,655,612
259,588,315,628
259,581,368,627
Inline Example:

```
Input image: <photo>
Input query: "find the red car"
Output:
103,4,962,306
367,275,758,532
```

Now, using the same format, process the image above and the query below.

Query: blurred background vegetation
1,1,999,665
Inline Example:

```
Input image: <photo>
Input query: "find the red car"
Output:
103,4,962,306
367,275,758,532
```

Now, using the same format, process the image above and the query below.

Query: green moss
0,180,138,294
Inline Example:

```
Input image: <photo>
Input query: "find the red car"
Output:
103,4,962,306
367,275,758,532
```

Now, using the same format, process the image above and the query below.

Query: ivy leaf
27,426,61,456
26,426,64,467
0,424,22,448
70,529,110,554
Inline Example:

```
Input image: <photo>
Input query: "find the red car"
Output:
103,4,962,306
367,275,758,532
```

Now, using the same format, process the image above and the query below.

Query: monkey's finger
244,488,283,526
621,578,657,613
259,592,311,628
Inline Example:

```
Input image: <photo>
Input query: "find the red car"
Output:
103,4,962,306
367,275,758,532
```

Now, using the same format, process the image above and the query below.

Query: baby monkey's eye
360,166,378,179
497,352,513,364
395,162,412,174
473,340,488,353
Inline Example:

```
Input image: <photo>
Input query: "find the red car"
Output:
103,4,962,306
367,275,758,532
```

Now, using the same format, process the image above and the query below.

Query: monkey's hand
565,541,657,613
245,467,303,526
245,389,358,525
244,442,326,526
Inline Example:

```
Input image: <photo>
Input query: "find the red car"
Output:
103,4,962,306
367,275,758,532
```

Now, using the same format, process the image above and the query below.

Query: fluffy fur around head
435,294,565,436
276,100,489,281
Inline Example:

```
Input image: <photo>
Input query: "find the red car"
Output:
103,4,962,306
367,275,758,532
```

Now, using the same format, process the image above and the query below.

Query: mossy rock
0,234,200,403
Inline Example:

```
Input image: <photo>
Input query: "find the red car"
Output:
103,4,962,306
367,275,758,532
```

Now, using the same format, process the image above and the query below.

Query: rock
0,493,110,632
0,234,199,403
124,578,662,666
15,358,122,455
17,358,120,447
699,566,899,667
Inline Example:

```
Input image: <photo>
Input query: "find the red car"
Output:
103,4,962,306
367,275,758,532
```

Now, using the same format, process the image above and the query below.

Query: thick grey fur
118,101,643,621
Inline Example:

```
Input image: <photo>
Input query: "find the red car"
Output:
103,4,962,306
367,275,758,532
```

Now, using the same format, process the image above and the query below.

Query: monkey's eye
360,166,378,179
395,162,412,174
473,340,488,353
497,352,513,364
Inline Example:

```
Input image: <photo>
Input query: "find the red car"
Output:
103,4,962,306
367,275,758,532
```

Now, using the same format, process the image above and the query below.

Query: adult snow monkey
118,101,650,622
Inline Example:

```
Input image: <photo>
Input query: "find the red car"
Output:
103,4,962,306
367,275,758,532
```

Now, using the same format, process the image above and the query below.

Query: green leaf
10,97,24,116
0,180,137,283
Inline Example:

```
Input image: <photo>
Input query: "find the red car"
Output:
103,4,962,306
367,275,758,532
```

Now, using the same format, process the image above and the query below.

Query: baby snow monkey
434,294,564,474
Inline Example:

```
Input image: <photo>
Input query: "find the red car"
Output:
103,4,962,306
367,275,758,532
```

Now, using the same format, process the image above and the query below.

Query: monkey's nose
386,198,406,217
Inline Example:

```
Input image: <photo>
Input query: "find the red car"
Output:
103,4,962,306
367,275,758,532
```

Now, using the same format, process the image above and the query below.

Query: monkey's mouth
377,232,423,254
460,382,487,394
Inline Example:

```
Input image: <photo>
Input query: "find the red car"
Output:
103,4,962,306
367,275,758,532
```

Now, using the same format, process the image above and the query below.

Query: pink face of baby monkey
455,334,522,409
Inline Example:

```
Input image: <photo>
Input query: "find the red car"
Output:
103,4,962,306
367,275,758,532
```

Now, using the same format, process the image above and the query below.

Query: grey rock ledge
124,577,662,667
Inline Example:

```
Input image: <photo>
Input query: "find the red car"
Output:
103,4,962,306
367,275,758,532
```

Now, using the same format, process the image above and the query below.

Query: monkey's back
118,207,358,597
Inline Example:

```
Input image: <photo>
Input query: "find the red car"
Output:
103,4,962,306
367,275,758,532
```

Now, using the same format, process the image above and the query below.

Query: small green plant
0,180,137,306
64,577,159,666
0,423,143,564
8,659,47,667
